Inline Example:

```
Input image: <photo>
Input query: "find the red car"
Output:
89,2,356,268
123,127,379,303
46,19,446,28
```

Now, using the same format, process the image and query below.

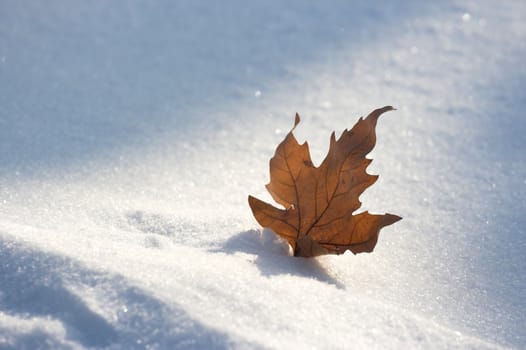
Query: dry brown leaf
248,106,401,257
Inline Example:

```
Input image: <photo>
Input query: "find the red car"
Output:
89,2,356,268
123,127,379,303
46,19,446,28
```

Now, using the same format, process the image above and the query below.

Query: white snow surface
1,1,525,349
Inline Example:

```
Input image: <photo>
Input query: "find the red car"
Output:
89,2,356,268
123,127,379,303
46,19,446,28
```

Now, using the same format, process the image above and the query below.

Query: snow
1,0,525,349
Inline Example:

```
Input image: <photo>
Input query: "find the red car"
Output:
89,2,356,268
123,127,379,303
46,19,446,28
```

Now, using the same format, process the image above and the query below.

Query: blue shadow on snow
0,237,241,349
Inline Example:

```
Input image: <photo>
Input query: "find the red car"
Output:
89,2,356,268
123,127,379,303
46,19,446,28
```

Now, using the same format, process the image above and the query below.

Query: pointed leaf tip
365,105,396,123
294,113,300,127
383,213,402,226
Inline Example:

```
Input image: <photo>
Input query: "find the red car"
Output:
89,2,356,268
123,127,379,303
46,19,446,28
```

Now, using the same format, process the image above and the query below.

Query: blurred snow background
0,0,525,349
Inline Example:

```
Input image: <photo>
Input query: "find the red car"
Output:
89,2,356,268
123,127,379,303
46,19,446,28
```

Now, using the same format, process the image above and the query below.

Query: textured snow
1,1,525,349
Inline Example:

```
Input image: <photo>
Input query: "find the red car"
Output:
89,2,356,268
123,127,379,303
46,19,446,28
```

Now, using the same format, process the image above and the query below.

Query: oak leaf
248,106,401,257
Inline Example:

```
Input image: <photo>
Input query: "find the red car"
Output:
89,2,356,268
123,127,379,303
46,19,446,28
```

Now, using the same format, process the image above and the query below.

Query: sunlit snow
1,1,525,349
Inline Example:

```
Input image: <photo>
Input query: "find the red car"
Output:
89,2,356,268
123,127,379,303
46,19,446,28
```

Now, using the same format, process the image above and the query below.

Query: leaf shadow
214,229,345,290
